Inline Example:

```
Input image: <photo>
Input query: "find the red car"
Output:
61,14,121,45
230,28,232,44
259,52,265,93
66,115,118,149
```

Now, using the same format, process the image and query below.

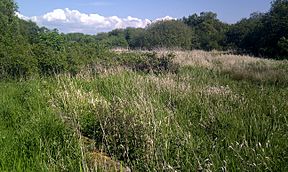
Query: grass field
0,50,287,171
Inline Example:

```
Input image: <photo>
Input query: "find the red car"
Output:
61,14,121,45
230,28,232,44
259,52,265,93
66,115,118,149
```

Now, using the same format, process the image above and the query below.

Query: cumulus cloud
154,16,176,22
17,8,175,34
15,12,30,21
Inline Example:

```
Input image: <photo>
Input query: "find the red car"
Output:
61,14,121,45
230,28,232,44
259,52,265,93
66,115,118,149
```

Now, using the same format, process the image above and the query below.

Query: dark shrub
120,52,179,74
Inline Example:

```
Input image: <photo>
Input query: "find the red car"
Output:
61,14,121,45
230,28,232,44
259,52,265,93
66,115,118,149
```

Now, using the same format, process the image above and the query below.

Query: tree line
0,0,287,79
92,0,288,59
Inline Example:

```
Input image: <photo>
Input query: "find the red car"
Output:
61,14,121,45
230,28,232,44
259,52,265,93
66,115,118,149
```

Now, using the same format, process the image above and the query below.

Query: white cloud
15,12,30,21
43,9,67,22
17,8,174,34
154,16,176,22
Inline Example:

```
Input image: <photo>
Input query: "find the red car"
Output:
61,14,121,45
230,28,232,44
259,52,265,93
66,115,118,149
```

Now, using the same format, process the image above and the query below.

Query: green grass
0,81,82,171
0,51,287,171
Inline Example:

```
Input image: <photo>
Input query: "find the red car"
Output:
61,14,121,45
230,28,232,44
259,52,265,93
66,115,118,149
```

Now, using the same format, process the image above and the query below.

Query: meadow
0,50,287,171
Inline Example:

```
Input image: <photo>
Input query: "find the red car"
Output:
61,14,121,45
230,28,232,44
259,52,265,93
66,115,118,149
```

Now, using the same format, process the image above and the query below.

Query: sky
15,0,272,35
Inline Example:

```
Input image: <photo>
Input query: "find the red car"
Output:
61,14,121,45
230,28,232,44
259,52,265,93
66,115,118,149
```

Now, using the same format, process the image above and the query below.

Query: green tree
225,0,288,59
145,20,195,49
124,28,146,49
225,12,264,53
183,12,228,50
100,36,129,48
261,0,288,58
0,0,37,78
96,29,129,48
278,37,288,55
64,33,97,43
33,30,68,75
18,19,42,44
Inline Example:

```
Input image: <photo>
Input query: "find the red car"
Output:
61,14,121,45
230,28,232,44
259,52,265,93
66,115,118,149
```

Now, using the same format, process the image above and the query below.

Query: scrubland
0,50,287,171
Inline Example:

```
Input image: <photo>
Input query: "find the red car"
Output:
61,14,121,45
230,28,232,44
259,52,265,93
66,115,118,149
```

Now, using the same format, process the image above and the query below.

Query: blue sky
15,0,272,34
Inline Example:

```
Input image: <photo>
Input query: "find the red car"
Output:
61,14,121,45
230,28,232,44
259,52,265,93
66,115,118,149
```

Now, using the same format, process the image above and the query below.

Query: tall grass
0,81,82,171
0,50,287,171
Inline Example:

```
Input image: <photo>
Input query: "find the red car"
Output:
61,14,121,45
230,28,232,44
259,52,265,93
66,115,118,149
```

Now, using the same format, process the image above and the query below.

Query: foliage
130,52,179,74
278,37,288,55
100,35,129,48
0,0,38,79
225,0,288,59
224,12,264,52
18,19,42,44
109,52,179,74
145,20,195,49
261,0,288,58
182,12,229,50
94,29,129,48
64,32,97,43
125,28,146,49
32,30,68,75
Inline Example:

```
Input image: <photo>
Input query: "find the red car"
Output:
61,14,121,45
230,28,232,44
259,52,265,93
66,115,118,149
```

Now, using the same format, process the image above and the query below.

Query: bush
32,44,68,75
118,52,179,74
0,42,38,79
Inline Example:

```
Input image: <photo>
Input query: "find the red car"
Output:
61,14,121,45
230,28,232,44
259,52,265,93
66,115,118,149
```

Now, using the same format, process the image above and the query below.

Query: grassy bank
0,51,287,171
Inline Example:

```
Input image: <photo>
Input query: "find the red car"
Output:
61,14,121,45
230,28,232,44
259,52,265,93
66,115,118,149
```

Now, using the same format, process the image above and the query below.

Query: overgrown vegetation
0,0,288,171
0,81,82,171
1,0,287,79
1,51,287,171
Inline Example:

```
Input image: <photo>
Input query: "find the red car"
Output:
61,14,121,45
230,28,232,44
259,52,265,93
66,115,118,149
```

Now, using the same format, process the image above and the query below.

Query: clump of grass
95,98,151,164
221,61,288,85
0,80,82,171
